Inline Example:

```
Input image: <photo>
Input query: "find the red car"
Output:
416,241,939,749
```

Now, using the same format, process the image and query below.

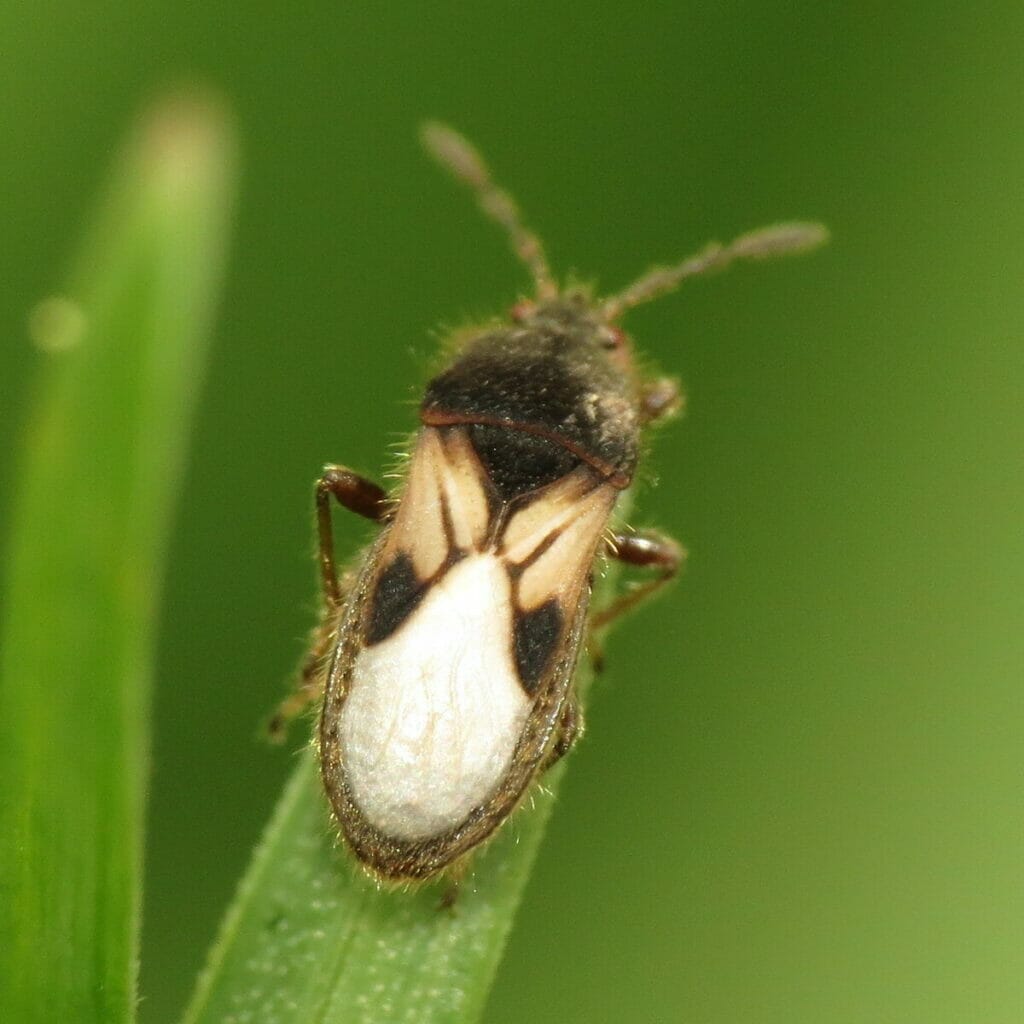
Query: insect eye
510,300,536,322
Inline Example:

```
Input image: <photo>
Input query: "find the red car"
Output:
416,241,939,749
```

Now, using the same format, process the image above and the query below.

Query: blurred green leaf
0,94,235,1023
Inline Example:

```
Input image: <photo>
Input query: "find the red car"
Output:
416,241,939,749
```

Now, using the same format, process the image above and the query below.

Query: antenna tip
733,221,830,260
419,121,488,187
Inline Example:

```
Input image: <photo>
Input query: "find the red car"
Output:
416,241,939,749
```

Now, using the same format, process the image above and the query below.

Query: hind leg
267,588,349,741
539,697,582,773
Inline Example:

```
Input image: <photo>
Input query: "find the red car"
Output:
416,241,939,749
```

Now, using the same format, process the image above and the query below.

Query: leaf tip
133,87,238,205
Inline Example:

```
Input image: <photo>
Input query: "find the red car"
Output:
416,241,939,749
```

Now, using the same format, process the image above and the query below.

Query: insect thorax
421,302,641,489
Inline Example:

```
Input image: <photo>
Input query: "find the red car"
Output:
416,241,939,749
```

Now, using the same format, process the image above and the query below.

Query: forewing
319,425,619,878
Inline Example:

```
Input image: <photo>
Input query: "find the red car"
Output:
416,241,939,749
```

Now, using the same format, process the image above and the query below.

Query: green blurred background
3,3,1023,1022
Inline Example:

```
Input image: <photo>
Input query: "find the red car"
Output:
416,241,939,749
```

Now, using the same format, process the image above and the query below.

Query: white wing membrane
340,553,530,840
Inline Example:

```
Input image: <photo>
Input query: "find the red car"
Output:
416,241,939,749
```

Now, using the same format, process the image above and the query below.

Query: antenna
601,221,829,320
421,122,558,301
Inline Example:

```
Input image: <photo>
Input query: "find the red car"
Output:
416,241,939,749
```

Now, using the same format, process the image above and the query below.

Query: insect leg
592,530,685,631
268,466,386,741
588,531,684,671
316,465,388,606
639,377,684,425
266,571,357,741
437,855,474,911
540,696,582,773
266,615,335,741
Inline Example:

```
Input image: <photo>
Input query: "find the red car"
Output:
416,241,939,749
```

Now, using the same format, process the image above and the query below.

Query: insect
271,123,826,883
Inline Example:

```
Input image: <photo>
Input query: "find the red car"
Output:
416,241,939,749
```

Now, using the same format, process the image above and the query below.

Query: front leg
316,465,389,606
268,465,389,740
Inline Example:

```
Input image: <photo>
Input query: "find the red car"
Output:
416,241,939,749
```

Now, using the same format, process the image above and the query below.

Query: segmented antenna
421,121,558,301
601,222,829,321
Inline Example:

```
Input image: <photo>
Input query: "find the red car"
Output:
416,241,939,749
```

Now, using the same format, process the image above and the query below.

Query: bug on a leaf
271,123,826,883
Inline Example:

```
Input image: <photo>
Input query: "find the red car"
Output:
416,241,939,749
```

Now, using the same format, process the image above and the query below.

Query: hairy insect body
422,302,641,487
321,307,627,878
282,124,826,883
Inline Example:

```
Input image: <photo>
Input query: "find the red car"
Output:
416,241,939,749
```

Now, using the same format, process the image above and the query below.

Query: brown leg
266,586,349,742
269,465,387,741
540,697,582,773
437,855,473,912
438,880,461,912
588,530,684,672
592,530,685,631
317,465,388,606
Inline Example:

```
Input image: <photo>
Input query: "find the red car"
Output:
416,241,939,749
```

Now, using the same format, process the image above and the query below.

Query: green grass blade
183,745,574,1024
0,94,236,1024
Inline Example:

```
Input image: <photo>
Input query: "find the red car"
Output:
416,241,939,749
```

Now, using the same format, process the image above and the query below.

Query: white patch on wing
340,553,530,841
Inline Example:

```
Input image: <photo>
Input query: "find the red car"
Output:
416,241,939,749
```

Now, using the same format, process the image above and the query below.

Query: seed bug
271,123,827,882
